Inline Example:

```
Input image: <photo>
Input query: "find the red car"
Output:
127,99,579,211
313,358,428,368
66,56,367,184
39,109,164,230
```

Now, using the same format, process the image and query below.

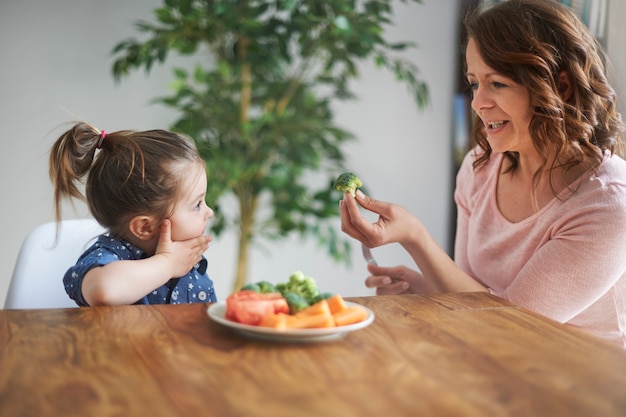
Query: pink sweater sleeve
453,151,476,280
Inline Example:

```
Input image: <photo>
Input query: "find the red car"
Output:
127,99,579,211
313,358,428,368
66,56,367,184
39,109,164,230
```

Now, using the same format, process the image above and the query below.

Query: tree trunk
233,191,258,291
233,231,250,292
233,33,255,292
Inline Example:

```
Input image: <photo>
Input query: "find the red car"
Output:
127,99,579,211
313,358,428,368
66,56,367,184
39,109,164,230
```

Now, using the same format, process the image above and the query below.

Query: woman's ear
128,215,159,241
557,70,573,101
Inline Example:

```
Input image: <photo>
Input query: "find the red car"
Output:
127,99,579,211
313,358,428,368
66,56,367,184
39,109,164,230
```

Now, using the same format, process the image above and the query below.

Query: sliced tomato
227,299,274,325
225,291,289,325
262,294,290,315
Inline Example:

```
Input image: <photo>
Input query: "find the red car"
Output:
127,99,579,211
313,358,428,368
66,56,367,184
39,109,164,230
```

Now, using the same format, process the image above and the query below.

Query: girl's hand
155,219,212,278
365,263,440,295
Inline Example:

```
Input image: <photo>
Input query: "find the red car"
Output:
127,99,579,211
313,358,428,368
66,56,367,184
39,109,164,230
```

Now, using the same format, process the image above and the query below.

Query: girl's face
168,161,213,241
466,39,534,154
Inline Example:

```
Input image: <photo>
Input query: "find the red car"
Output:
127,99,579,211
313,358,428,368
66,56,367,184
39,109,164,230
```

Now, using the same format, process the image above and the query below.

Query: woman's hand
365,263,441,295
339,190,420,248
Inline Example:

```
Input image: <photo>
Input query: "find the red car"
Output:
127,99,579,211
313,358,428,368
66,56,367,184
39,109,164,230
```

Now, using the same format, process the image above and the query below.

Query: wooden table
1,292,625,417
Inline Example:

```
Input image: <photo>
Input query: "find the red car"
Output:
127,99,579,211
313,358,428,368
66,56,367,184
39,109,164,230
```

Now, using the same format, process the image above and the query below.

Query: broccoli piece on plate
241,282,261,292
241,280,278,294
334,172,363,197
311,292,335,304
257,280,278,293
283,292,310,314
276,271,319,304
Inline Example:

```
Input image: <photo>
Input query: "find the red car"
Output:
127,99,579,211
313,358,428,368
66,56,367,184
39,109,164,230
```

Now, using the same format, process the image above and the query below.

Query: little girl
49,122,217,306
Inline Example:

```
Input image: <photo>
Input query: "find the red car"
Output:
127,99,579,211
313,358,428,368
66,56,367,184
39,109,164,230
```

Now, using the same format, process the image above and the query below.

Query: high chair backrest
4,219,105,309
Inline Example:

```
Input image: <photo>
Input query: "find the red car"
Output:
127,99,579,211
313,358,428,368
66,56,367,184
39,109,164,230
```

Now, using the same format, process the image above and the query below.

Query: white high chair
4,218,105,309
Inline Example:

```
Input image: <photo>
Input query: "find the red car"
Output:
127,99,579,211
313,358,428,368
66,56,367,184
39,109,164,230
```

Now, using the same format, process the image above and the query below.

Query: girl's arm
82,256,175,306
82,220,210,306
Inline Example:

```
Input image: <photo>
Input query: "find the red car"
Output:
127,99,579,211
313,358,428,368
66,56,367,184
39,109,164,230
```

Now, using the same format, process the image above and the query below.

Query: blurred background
0,0,624,304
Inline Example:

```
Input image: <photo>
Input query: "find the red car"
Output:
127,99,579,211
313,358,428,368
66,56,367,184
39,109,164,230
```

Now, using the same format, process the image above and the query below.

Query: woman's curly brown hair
465,0,625,186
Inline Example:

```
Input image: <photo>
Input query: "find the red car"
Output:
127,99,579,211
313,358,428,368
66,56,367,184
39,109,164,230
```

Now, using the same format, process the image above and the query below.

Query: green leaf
333,15,350,31
155,8,176,24
179,0,192,15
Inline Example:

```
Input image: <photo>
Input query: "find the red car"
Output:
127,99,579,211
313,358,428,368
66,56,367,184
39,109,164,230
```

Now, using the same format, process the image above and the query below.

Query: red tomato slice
225,291,289,325
270,298,289,315
227,299,274,325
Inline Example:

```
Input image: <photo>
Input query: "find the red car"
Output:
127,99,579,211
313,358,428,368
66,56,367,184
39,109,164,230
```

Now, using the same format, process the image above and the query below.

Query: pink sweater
454,149,626,347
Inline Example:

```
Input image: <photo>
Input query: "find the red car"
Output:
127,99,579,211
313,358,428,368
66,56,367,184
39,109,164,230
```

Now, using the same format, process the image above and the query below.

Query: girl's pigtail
49,122,102,222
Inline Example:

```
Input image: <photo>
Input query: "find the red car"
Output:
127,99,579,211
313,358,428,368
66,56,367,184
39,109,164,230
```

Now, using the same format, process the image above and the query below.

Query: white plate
207,301,375,342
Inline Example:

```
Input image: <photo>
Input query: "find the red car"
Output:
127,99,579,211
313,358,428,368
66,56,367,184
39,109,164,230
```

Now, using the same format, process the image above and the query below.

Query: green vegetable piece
241,280,278,293
283,292,310,314
311,292,335,304
276,271,320,304
334,172,363,197
241,282,261,292
257,280,278,293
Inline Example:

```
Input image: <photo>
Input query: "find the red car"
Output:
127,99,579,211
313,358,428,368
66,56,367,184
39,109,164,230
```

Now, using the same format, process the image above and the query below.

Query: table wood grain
1,292,625,417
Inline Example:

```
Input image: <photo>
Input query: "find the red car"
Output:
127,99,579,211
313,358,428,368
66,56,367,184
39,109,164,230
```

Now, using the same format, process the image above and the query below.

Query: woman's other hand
365,263,441,295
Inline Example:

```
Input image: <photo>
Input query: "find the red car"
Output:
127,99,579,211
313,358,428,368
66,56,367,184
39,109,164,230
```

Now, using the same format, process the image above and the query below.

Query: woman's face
168,161,213,242
466,39,534,154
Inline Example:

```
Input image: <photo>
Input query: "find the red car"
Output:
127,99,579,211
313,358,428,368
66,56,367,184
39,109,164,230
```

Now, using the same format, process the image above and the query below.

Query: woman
339,0,626,346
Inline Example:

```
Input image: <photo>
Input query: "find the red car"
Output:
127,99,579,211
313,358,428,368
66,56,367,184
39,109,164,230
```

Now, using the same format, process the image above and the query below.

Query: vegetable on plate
225,290,289,325
225,273,369,329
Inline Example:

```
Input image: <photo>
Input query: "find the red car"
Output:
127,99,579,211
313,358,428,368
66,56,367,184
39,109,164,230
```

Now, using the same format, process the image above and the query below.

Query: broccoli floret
311,292,335,304
241,280,278,293
276,271,320,304
241,282,261,292
283,292,310,314
257,280,278,293
334,172,363,197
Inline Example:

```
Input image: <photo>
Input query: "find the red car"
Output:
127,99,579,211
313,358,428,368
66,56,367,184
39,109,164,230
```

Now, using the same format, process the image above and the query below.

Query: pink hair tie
96,130,107,149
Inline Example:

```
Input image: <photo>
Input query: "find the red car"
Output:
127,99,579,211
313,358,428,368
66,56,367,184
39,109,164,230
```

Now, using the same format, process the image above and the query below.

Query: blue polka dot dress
63,234,217,306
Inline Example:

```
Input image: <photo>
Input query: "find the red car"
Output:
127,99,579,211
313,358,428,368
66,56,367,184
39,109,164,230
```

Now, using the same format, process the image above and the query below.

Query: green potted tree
111,0,428,291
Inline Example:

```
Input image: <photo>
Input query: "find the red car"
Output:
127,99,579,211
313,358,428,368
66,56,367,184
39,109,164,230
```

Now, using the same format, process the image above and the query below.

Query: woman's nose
471,87,492,113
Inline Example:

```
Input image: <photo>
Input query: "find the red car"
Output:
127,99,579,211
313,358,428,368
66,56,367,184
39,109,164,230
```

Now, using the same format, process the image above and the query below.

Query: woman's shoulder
457,147,502,187
591,152,626,194
565,153,626,222
455,147,501,210
599,152,626,173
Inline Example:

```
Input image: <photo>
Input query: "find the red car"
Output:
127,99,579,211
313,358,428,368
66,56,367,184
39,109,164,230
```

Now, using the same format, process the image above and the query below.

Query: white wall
3,0,622,305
